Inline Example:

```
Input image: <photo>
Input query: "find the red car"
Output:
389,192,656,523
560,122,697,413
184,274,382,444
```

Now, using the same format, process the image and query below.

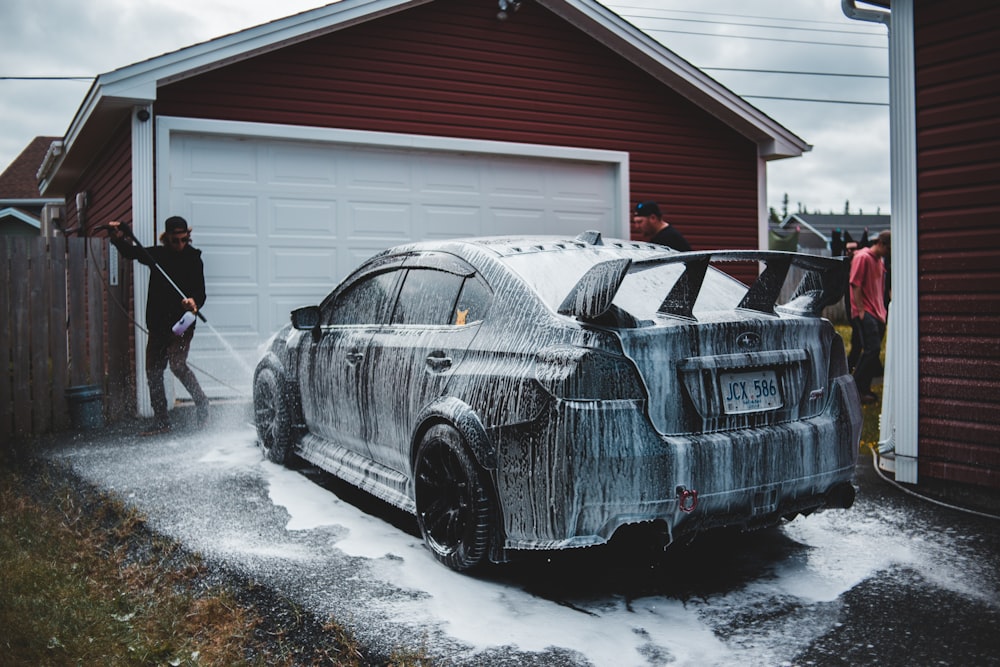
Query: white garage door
163,129,624,398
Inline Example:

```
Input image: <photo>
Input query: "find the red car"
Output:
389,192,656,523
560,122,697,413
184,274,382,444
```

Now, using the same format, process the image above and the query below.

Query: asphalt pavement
19,402,1000,666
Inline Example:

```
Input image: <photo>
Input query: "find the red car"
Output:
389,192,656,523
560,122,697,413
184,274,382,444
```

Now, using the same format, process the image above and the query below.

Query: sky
0,0,891,216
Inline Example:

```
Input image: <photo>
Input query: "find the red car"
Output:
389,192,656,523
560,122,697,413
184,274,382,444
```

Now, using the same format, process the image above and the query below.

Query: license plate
720,370,782,414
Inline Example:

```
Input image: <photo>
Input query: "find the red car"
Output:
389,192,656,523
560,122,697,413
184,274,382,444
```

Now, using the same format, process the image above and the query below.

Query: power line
704,67,887,80
744,95,888,107
606,4,884,32
0,76,92,81
641,26,886,49
618,11,886,39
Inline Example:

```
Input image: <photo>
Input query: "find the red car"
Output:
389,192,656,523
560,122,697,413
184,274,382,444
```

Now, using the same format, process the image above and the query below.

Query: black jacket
113,238,206,334
649,225,692,252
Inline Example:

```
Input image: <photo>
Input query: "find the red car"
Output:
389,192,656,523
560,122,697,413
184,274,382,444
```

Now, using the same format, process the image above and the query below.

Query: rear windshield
500,249,746,319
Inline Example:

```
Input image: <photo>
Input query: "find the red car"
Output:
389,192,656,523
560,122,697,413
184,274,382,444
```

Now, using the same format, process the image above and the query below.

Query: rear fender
412,396,496,471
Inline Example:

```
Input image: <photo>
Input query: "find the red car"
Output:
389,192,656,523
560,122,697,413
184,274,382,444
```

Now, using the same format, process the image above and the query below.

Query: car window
323,270,400,326
453,275,492,325
390,269,465,326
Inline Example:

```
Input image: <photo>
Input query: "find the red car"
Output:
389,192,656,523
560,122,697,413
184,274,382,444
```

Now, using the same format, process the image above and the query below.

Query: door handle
426,353,452,371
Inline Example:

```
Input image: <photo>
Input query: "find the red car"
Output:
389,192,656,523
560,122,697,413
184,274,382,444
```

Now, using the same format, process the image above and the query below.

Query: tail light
533,346,646,400
828,330,849,379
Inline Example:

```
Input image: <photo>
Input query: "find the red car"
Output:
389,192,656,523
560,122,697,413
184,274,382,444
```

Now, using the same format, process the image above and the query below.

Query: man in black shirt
630,201,692,251
109,216,209,435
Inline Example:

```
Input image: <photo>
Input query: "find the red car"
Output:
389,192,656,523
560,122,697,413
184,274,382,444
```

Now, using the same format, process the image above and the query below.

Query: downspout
131,104,156,417
842,0,919,484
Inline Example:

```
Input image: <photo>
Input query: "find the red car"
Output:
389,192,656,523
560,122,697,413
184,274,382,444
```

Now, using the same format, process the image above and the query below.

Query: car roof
389,233,679,259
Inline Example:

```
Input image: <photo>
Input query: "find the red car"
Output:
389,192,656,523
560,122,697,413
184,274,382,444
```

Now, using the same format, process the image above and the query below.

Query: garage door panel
269,143,339,186
341,243,395,272
486,164,547,200
549,209,614,233
346,202,413,237
420,204,482,238
203,246,257,286
188,196,258,234
270,248,341,286
346,150,411,191
269,199,337,237
487,208,547,236
416,159,482,194
201,296,258,333
549,168,617,204
181,137,258,184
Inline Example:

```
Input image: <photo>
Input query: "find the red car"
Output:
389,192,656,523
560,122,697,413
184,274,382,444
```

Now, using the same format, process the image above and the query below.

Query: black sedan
253,232,861,571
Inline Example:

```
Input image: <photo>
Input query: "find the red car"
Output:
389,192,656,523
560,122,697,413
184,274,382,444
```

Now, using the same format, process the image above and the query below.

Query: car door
363,254,492,474
299,265,403,457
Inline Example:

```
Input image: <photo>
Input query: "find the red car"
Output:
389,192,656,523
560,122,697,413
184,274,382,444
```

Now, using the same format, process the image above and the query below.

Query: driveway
40,403,1000,666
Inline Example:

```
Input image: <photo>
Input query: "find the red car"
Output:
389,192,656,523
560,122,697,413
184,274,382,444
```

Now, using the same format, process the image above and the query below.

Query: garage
156,118,629,397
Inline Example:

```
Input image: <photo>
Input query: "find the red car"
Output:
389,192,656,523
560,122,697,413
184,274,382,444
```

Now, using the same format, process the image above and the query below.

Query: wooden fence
1,235,132,443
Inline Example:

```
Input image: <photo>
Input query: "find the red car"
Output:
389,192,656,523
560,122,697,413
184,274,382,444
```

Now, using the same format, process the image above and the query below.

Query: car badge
736,332,760,350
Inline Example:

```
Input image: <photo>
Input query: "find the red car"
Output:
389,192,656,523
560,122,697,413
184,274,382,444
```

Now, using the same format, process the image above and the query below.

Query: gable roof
0,207,42,230
0,136,62,200
40,0,809,194
779,212,890,247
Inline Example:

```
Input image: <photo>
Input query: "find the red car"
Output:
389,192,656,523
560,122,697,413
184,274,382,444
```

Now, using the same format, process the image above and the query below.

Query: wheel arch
411,396,496,472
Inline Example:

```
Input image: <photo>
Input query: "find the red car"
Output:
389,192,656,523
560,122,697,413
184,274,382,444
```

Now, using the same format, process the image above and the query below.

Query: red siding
65,117,136,416
155,0,760,279
65,119,134,233
915,0,1000,488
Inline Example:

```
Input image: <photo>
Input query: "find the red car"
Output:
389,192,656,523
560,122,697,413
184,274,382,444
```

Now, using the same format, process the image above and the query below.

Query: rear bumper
496,375,861,551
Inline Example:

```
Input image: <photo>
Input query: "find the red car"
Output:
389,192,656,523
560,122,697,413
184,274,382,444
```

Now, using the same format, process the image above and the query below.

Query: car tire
253,367,293,465
414,424,492,571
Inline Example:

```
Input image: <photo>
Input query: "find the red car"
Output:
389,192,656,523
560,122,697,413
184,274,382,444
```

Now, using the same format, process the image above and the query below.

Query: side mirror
291,306,321,340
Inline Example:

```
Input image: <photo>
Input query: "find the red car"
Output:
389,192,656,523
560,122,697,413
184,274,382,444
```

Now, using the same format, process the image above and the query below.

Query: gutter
841,0,920,484
841,0,890,27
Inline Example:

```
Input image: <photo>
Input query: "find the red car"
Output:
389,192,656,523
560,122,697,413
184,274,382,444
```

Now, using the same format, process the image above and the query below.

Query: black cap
164,216,189,233
634,201,661,217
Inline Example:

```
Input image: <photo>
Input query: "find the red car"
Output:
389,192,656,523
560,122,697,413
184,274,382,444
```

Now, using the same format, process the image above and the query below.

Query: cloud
1,0,891,215
603,0,891,214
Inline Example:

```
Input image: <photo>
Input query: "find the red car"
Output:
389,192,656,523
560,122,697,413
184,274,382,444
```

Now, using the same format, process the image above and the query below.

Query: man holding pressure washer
108,216,209,435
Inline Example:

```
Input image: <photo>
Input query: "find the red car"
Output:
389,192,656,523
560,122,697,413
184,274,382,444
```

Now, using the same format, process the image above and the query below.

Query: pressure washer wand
112,224,208,323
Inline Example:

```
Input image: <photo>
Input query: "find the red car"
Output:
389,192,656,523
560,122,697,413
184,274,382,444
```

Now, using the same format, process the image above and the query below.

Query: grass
0,454,429,666
834,323,884,454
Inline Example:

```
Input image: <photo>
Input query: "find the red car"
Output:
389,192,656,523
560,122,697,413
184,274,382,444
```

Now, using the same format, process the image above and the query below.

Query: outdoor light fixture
136,108,151,122
497,0,521,20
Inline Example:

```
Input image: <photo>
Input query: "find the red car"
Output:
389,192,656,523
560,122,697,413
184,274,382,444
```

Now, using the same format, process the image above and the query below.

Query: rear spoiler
558,249,849,322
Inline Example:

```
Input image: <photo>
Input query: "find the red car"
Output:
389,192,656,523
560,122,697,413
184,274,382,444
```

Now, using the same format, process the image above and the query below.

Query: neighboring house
844,0,1000,493
775,213,891,252
36,0,809,411
0,136,63,236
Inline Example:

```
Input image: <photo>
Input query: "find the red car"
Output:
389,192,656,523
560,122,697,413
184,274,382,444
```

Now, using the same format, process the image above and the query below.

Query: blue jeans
852,313,885,395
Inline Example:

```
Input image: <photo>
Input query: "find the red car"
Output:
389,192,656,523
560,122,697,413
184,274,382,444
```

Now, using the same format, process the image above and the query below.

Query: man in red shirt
850,229,891,403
